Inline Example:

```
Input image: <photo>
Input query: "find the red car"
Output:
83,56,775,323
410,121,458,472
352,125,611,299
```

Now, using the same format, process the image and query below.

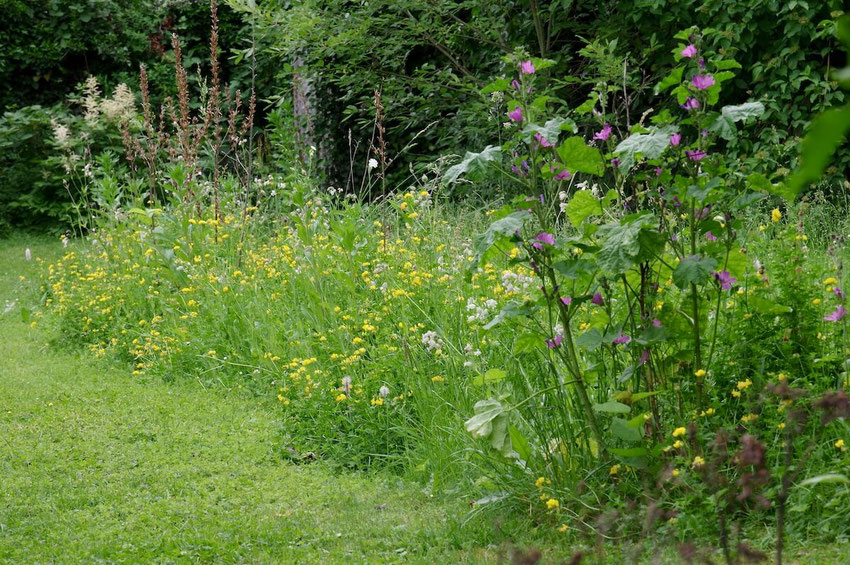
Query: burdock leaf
465,398,512,455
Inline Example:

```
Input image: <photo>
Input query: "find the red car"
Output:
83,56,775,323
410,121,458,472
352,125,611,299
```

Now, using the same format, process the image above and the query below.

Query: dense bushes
258,0,847,189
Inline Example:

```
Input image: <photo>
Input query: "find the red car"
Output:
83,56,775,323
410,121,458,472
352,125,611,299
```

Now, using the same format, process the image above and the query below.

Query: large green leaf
673,255,718,289
710,102,765,140
564,189,601,227
613,126,675,170
596,214,663,275
465,398,512,455
443,145,501,185
556,136,605,176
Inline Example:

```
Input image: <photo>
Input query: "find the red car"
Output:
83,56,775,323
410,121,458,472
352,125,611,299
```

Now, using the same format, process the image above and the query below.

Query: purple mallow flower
508,106,523,123
824,305,848,322
593,123,612,141
692,74,715,90
532,232,555,250
833,286,844,299
705,231,718,242
670,133,681,146
520,60,535,75
555,168,571,180
560,296,572,305
591,292,604,305
714,270,737,290
686,149,708,161
681,44,698,58
535,133,554,147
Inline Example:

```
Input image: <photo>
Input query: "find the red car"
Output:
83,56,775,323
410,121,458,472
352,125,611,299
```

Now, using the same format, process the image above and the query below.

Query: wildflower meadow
2,2,850,563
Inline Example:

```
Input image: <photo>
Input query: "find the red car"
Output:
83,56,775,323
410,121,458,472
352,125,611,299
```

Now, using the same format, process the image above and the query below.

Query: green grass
1,235,846,564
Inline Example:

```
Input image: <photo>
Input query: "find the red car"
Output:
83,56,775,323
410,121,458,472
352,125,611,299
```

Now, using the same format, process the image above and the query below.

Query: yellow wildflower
737,379,752,390
431,375,445,383
771,208,782,223
672,427,686,438
694,369,706,378
692,456,705,468
546,498,559,510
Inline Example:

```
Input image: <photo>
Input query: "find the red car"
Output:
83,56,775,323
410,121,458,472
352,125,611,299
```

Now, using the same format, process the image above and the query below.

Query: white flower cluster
501,270,534,294
421,330,443,351
466,297,497,324
100,83,136,122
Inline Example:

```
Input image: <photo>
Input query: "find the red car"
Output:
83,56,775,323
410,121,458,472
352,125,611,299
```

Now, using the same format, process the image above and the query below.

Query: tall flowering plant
451,29,808,498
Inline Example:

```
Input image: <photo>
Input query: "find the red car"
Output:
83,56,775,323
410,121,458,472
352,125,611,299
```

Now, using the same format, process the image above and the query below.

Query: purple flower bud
591,292,604,305
681,97,700,111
